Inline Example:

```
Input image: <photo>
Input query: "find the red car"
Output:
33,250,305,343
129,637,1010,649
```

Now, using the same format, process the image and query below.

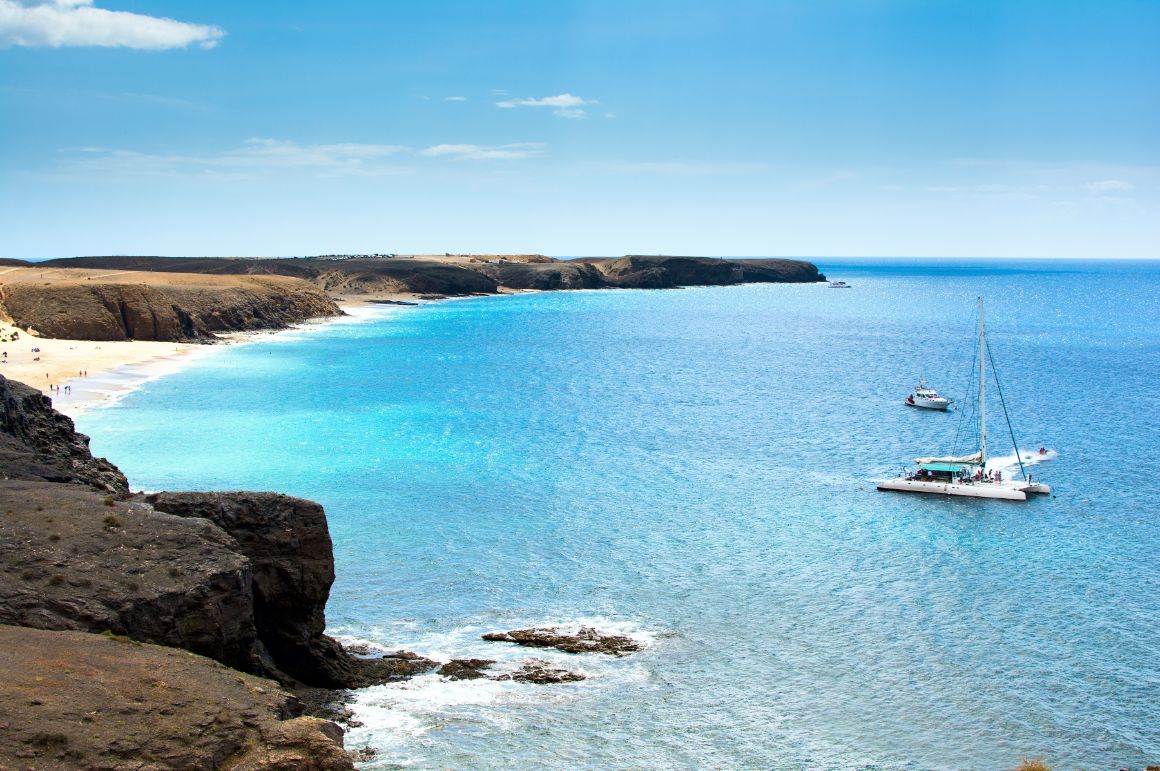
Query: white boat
828,280,851,288
905,380,953,410
878,298,1051,501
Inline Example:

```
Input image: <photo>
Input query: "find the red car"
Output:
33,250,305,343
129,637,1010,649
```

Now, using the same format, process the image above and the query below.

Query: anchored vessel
905,379,953,410
878,298,1051,501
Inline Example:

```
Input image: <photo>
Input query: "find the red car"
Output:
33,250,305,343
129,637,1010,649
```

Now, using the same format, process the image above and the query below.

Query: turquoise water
76,260,1160,769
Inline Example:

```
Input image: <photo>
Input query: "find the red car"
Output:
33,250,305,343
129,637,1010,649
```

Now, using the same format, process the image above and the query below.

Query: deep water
77,259,1160,769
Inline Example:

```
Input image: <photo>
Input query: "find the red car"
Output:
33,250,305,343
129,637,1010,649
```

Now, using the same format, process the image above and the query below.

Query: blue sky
1,0,1157,258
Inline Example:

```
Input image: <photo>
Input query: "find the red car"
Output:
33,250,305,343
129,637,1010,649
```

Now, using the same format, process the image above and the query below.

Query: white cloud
64,138,407,178
1087,179,1134,195
444,96,466,102
495,92,596,119
420,142,545,161
585,160,768,176
0,0,223,49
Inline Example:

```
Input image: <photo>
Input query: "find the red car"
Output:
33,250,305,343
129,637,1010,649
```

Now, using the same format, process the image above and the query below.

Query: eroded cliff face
590,255,824,288
0,279,340,342
0,374,405,767
474,261,607,290
0,377,128,495
32,254,825,299
0,625,354,770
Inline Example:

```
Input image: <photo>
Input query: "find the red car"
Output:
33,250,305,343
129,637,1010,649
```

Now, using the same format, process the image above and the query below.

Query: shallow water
77,259,1160,769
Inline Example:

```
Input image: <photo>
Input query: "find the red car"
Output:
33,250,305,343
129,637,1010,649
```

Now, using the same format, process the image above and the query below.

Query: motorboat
828,280,851,288
905,380,953,410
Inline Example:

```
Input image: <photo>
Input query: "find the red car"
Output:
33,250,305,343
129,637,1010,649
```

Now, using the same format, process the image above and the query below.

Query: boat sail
877,298,1051,501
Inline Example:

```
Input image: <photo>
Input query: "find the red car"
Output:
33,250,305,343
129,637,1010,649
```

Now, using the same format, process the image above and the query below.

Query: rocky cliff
588,255,824,288
35,254,824,297
0,278,340,342
0,625,354,769
41,255,499,297
0,374,423,767
0,377,128,494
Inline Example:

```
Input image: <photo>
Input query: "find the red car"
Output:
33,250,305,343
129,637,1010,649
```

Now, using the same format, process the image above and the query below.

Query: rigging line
952,315,980,456
985,337,1028,479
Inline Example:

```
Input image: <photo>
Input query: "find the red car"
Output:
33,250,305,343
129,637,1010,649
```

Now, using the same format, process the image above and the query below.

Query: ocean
74,259,1160,769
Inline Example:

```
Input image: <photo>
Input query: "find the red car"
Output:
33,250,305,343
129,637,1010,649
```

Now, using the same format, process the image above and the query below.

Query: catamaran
878,298,1051,501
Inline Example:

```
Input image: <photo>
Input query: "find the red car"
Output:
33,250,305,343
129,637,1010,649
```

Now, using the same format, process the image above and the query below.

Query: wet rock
482,626,641,656
497,660,586,684
350,746,378,762
437,658,496,680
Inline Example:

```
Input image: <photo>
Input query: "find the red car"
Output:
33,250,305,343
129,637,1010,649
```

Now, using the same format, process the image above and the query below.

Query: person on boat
1039,447,1046,455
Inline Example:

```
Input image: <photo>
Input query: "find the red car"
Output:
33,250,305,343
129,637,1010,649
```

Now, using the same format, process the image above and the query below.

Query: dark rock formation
0,479,259,669
435,657,585,684
0,376,128,494
145,491,438,688
498,660,587,684
0,624,353,770
34,254,824,301
588,255,824,288
1,279,340,342
40,255,499,297
437,658,496,680
482,626,641,656
474,260,606,290
0,375,428,692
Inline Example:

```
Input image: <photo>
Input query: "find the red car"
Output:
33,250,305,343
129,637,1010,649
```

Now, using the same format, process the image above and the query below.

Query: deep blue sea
75,259,1160,770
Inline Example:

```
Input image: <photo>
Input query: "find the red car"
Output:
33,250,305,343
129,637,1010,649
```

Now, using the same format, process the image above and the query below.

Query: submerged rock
482,626,641,656
437,658,496,680
498,660,587,684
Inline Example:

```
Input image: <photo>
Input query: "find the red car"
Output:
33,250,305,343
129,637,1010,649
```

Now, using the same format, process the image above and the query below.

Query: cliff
41,255,499,297
0,277,340,342
0,378,128,494
0,625,353,769
35,254,824,298
474,260,606,290
0,374,423,767
587,255,824,288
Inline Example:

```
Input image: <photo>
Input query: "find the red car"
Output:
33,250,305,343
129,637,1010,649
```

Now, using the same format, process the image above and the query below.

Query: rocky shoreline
0,255,824,342
0,375,645,767
0,258,812,766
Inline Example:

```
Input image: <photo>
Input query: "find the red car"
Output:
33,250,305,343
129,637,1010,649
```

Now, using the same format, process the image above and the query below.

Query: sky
1,0,1157,259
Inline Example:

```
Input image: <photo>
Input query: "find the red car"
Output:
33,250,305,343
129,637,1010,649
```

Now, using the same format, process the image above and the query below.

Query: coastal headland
0,254,823,397
0,255,823,766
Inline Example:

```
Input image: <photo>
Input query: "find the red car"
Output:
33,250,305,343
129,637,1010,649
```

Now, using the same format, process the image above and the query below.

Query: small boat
828,280,851,288
878,298,1051,501
905,380,953,410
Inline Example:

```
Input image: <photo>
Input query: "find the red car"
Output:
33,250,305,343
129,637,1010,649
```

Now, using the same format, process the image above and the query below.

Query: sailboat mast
978,297,986,466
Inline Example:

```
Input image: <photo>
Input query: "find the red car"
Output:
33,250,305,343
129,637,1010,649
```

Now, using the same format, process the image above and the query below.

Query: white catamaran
878,298,1051,501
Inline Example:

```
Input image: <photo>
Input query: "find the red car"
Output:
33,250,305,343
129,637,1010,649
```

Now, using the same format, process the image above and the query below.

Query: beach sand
0,319,194,393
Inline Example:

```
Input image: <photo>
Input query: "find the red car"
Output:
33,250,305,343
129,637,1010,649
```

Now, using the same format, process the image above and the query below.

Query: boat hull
877,478,1027,500
905,398,951,411
1023,483,1052,495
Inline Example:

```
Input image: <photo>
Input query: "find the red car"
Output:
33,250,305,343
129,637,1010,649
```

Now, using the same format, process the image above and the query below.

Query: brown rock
0,624,352,770
0,375,128,495
1,279,340,342
498,659,586,684
482,626,640,656
437,658,496,680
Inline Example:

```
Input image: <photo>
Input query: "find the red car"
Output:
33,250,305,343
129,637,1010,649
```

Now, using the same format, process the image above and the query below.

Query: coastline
16,293,442,416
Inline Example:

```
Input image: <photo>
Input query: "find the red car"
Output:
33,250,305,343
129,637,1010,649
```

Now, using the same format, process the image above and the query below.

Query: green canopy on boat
918,462,975,472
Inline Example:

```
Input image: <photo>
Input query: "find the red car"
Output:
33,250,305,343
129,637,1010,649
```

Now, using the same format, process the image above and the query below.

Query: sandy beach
0,294,423,414
0,319,195,396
